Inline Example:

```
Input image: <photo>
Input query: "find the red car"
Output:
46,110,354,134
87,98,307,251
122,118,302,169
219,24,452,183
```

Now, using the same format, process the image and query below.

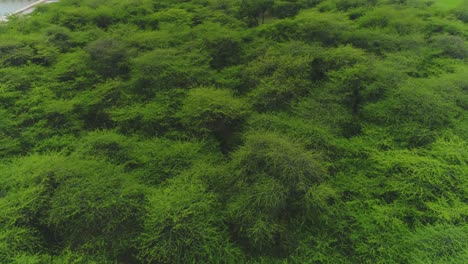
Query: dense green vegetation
434,0,464,10
0,0,467,263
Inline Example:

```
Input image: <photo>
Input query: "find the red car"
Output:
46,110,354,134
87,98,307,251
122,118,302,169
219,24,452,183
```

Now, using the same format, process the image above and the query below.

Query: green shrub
271,1,302,18
73,130,207,184
0,228,44,263
0,0,467,262
137,176,241,263
399,225,468,263
178,87,250,148
260,10,351,45
363,72,466,147
431,34,468,59
0,40,34,67
453,0,468,22
131,49,212,95
86,38,130,78
0,155,145,260
192,22,245,70
226,132,327,254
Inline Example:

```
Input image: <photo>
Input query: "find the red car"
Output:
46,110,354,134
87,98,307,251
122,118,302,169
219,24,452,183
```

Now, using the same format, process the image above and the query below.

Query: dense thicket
0,0,467,263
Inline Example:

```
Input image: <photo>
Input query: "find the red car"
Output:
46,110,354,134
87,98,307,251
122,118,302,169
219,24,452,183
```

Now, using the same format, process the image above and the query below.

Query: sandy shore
1,0,58,21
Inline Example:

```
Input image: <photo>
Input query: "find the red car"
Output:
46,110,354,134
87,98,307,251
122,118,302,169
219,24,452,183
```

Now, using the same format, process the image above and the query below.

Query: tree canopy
0,0,466,263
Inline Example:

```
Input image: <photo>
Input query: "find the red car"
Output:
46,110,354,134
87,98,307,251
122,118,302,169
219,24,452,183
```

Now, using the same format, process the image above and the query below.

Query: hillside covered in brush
0,0,467,263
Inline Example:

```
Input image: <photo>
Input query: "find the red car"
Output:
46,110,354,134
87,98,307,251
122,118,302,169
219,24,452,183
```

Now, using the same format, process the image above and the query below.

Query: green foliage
399,225,468,263
260,10,351,45
43,25,73,52
371,149,467,221
271,1,302,19
73,130,208,184
247,112,337,153
178,87,251,149
131,49,212,95
242,41,317,110
363,73,465,147
0,228,44,263
137,176,241,263
0,155,145,261
239,0,275,26
0,40,34,67
453,0,468,22
51,50,95,90
86,38,130,79
0,0,467,263
196,22,244,70
335,0,377,11
357,7,423,35
431,34,468,59
226,132,327,255
0,108,20,156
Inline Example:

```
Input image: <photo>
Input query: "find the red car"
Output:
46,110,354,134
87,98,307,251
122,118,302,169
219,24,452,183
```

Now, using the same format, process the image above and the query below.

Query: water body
0,0,35,16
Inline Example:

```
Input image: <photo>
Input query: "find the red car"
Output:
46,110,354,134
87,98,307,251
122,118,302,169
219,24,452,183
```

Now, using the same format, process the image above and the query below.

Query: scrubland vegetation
0,0,467,263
